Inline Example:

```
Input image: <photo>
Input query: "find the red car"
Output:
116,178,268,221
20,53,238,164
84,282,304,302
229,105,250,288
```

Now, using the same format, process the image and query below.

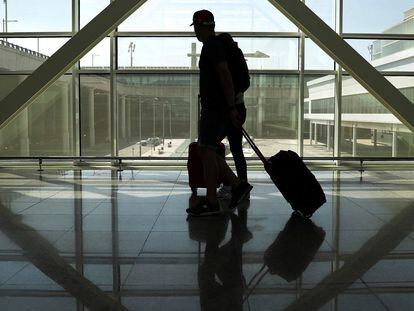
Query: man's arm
215,61,235,110
215,61,241,127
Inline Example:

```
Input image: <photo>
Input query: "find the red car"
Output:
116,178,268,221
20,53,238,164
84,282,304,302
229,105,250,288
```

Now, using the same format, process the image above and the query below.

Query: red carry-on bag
187,142,225,195
187,95,225,195
241,127,326,218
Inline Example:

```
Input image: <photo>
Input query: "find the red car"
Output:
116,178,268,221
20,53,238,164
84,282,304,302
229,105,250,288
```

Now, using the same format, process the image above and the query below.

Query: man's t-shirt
199,35,227,111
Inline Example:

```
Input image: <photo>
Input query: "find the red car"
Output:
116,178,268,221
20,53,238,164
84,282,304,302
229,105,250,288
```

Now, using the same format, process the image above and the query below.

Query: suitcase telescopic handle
241,127,268,166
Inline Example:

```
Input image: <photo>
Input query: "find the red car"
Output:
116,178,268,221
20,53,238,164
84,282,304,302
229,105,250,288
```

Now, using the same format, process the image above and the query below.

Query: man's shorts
198,108,230,150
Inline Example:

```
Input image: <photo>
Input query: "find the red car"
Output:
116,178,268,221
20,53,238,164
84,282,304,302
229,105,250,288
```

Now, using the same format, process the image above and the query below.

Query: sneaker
229,181,253,209
217,185,232,200
186,201,221,217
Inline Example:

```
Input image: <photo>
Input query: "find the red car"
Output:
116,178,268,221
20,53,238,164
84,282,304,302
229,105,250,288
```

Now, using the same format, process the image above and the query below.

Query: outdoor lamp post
169,100,172,147
2,19,17,33
3,0,18,42
91,53,99,67
153,97,158,150
162,101,165,146
128,42,135,67
139,96,142,156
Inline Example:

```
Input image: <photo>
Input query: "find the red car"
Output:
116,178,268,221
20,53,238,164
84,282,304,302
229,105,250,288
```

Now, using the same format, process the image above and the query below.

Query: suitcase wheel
191,187,197,195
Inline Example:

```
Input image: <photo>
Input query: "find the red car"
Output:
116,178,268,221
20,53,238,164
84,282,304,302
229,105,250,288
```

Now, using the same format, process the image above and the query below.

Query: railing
0,39,49,59
0,156,412,173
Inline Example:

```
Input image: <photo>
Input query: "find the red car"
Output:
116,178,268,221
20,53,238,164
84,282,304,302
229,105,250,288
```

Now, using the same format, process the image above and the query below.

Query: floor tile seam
11,201,43,215
359,280,414,286
121,173,182,289
81,199,111,218
359,277,392,311
347,195,413,224
0,262,31,288
61,230,151,234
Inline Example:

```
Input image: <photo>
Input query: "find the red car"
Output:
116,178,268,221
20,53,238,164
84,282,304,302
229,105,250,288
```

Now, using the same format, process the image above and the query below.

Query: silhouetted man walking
186,10,252,217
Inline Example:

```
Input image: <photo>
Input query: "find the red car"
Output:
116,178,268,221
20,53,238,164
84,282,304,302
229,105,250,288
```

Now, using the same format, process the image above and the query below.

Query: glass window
1,38,69,72
116,74,299,158
304,75,335,157
118,38,200,69
341,75,414,157
347,39,414,72
305,39,335,70
80,0,110,29
119,0,296,32
242,74,300,157
237,38,298,70
117,74,196,158
306,0,335,30
118,37,298,70
343,0,414,34
0,0,71,32
0,75,74,156
80,38,110,69
80,75,111,156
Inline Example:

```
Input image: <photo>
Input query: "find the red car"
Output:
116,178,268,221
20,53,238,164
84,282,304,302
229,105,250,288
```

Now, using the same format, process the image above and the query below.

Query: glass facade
0,0,413,158
0,75,73,156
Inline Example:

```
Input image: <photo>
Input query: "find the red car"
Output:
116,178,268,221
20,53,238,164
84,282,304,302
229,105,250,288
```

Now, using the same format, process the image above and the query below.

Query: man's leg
219,104,248,200
187,109,224,216
199,144,241,206
188,108,252,216
214,151,239,187
227,104,248,182
198,145,221,205
215,152,252,208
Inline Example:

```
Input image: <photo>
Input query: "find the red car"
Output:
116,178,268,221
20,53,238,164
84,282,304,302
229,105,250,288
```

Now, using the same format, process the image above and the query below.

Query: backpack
218,33,250,93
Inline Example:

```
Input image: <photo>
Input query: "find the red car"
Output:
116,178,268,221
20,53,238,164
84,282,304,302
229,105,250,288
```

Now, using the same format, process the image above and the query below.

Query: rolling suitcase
187,142,225,195
241,128,326,217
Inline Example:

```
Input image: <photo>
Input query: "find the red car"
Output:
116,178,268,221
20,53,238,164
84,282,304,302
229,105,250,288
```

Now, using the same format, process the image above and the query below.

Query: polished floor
0,168,413,311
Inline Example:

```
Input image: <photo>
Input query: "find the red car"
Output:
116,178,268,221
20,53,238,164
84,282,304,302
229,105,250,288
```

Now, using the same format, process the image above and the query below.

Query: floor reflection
0,169,412,310
188,198,252,311
0,200,126,310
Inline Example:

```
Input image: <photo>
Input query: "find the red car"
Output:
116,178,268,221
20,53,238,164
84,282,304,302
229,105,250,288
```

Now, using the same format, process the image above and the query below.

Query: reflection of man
188,199,252,311
186,10,252,217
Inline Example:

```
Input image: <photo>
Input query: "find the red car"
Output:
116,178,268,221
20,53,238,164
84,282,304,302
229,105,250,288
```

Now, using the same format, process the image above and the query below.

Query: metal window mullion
110,0,118,157
110,36,118,157
298,1,305,157
332,1,343,310
334,0,343,160
342,33,414,40
115,31,301,38
72,0,80,157
0,32,72,37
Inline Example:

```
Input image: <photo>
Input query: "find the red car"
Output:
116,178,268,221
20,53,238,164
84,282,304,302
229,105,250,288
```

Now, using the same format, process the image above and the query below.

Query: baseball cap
190,10,215,26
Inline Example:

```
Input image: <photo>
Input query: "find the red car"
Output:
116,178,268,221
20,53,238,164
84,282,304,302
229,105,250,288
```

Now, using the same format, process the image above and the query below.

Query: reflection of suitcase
244,214,325,301
187,142,225,195
263,214,325,281
241,128,326,217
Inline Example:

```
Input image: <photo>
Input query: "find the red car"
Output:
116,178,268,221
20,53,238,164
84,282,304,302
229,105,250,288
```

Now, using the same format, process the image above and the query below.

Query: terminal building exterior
305,8,414,157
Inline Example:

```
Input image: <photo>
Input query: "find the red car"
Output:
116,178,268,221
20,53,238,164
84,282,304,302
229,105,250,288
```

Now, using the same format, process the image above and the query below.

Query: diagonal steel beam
269,0,414,132
0,0,147,130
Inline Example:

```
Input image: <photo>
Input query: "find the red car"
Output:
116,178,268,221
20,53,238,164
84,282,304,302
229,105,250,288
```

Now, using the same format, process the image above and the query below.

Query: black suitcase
241,128,326,217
